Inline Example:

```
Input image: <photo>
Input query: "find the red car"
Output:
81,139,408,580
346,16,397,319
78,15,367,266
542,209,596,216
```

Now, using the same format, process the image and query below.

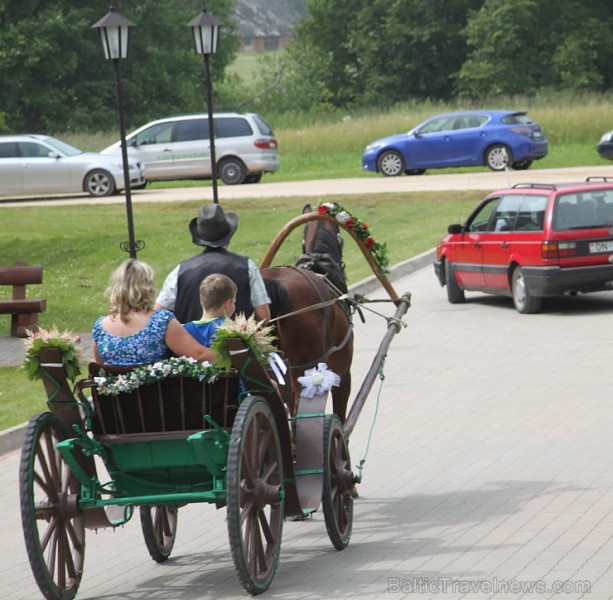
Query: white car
101,112,280,185
0,134,145,198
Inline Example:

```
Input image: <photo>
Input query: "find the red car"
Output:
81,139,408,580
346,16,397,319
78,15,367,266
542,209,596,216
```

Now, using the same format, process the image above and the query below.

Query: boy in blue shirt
183,274,237,346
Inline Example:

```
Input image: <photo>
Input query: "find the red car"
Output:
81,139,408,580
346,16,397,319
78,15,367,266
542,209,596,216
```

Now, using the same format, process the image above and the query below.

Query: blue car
362,110,548,176
596,130,613,160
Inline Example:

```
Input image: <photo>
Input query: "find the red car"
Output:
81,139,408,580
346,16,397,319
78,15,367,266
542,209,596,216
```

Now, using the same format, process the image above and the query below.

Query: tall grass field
63,92,613,183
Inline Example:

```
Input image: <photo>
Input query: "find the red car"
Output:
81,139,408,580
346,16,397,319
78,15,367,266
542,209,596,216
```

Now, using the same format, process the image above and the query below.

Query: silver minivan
101,112,280,186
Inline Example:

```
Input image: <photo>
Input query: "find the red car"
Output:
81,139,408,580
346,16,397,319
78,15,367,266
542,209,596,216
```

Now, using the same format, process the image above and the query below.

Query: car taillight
255,138,277,149
541,241,577,259
510,127,532,136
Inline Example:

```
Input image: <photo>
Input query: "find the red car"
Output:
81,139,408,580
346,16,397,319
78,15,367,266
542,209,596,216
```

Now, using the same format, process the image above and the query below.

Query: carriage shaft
343,292,411,438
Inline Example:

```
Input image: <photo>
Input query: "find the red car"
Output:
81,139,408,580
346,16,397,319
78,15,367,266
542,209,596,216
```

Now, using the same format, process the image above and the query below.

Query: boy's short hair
199,273,238,311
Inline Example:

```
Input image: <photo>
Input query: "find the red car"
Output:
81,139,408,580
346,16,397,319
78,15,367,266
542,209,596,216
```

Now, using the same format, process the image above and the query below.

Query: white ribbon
297,363,340,398
268,352,287,385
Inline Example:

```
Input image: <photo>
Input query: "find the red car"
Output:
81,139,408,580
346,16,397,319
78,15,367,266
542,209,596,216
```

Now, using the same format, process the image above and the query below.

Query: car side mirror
448,224,463,234
48,152,61,159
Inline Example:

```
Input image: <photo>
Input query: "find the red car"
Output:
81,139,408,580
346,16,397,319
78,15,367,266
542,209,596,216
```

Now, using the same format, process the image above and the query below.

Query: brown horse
262,205,353,421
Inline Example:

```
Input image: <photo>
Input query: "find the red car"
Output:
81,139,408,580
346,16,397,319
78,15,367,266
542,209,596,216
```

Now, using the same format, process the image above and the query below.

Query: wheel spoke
40,515,57,553
240,498,254,527
65,519,84,553
258,507,274,545
61,525,78,581
33,470,54,499
257,425,271,474
44,431,62,489
260,460,278,484
254,514,267,572
35,445,55,497
47,526,58,580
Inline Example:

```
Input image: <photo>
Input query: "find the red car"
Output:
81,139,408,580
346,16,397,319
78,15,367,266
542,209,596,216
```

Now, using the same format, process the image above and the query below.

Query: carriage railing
84,363,241,437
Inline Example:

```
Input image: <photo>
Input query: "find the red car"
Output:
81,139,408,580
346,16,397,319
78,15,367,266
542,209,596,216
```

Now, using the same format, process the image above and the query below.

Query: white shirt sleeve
155,265,180,310
248,259,271,307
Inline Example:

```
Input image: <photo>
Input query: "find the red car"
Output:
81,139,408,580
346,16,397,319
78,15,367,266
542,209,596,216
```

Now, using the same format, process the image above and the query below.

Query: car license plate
589,240,613,253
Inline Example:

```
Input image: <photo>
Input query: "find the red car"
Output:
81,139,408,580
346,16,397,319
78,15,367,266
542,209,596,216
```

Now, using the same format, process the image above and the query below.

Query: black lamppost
188,8,221,204
93,6,143,258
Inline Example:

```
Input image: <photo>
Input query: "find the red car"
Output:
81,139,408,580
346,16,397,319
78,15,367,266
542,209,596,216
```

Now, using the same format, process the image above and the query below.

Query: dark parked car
434,178,613,313
362,110,548,177
596,130,613,160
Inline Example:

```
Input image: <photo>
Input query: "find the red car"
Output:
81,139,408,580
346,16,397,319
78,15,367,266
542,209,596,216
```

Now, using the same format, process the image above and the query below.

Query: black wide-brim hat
189,204,238,248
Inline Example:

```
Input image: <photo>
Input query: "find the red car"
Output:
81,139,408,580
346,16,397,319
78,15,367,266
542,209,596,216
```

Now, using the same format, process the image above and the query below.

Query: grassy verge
0,191,480,430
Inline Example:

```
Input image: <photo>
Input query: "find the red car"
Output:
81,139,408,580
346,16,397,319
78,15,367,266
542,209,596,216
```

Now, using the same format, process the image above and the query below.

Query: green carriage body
20,341,355,600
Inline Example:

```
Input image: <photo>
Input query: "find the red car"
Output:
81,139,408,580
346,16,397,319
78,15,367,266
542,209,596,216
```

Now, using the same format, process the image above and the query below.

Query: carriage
19,205,411,599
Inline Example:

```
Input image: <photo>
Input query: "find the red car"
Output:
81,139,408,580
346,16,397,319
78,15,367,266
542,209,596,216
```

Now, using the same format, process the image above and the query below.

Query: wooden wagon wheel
227,396,284,595
140,505,178,562
322,414,354,550
20,412,85,600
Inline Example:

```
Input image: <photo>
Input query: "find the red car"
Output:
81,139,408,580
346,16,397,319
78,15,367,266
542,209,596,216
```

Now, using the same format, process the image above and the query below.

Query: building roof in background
232,0,307,37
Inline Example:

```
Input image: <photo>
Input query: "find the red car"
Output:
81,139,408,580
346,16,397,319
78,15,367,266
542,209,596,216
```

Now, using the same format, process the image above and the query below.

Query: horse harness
270,266,353,371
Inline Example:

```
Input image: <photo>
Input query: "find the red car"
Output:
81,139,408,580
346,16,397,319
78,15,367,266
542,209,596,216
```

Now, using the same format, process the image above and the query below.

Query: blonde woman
92,259,217,366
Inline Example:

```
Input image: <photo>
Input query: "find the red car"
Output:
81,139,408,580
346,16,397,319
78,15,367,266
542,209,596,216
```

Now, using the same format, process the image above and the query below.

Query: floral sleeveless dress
92,310,175,366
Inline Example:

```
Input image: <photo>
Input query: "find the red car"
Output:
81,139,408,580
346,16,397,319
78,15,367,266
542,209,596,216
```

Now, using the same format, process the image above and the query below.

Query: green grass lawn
0,191,480,430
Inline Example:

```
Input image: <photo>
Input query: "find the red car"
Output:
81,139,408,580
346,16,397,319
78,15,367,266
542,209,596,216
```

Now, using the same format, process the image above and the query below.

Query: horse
261,205,353,422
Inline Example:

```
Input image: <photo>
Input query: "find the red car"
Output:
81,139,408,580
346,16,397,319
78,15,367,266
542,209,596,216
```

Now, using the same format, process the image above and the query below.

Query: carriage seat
87,362,240,437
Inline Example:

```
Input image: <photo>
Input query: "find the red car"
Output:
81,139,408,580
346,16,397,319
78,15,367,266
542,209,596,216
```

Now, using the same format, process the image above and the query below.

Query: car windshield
553,189,613,230
42,136,83,156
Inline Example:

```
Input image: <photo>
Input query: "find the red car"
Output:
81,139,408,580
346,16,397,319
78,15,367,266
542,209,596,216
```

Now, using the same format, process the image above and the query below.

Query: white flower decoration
297,363,340,398
335,210,352,224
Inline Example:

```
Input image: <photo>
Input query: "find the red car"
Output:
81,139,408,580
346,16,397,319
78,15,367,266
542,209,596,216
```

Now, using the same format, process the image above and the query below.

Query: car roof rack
512,183,557,190
585,176,613,182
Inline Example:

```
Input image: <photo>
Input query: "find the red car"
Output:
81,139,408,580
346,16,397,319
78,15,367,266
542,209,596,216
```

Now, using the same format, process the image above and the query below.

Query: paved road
2,165,613,207
2,266,611,599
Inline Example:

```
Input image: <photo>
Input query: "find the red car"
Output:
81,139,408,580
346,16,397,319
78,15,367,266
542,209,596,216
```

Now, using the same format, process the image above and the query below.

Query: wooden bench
0,262,46,337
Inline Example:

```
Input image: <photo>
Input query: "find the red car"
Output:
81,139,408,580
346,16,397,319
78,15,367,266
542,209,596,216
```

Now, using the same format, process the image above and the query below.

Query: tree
251,0,482,116
0,0,239,133
457,0,613,96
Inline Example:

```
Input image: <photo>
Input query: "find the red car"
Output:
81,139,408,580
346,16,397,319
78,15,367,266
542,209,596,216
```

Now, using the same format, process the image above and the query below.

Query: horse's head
298,204,347,293
301,204,344,260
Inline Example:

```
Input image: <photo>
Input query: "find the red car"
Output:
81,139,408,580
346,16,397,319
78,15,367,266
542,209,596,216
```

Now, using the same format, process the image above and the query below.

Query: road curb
0,250,434,457
0,422,26,457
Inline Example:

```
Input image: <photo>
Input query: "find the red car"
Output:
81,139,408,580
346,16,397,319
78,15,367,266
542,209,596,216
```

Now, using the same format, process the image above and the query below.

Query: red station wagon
434,178,613,313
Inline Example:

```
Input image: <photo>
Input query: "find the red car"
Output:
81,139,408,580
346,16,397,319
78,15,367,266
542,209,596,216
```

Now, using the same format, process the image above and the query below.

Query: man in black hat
155,204,271,323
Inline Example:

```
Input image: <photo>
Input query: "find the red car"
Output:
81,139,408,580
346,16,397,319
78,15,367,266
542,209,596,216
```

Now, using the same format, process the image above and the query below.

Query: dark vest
174,248,254,323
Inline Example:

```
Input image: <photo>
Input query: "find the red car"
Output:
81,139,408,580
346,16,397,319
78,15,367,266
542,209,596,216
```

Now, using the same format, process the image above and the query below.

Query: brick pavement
1,261,611,599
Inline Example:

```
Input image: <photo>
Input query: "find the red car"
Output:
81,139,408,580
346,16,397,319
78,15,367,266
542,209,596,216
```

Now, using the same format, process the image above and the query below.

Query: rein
268,294,347,323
